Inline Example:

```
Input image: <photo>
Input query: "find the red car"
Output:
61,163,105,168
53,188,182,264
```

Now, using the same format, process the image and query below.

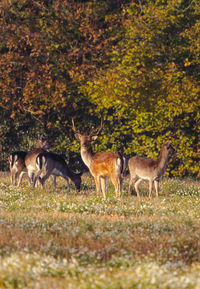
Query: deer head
72,119,103,151
162,142,175,156
36,134,52,150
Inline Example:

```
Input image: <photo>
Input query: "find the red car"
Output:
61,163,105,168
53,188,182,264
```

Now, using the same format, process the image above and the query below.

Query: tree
0,0,129,170
82,0,200,176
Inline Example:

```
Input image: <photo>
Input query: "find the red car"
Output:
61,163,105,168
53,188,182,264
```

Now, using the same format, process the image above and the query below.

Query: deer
9,134,51,186
33,152,82,192
9,151,27,186
24,134,52,185
128,142,175,198
72,119,126,198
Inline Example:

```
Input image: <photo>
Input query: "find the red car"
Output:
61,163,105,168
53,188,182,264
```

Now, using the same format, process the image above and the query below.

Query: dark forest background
0,0,199,177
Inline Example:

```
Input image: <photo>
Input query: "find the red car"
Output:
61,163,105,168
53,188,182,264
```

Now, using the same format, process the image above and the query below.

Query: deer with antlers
72,119,126,198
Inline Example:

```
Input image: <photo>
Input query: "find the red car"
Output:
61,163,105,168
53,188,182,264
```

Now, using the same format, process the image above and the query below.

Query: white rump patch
115,157,122,177
14,155,18,162
12,162,19,170
42,156,47,170
27,165,36,172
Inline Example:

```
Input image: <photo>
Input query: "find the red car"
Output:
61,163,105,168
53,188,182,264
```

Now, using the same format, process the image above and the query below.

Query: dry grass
0,171,200,288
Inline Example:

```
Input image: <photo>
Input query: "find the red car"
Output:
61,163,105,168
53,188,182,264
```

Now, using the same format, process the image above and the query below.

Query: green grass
0,172,200,288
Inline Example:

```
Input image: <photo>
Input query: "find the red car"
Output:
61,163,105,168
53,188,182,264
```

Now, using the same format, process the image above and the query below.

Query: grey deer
72,119,126,198
33,151,82,192
128,142,175,198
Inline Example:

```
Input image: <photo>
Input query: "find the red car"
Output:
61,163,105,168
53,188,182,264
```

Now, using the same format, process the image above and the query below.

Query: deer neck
80,145,94,168
157,149,169,171
65,166,76,181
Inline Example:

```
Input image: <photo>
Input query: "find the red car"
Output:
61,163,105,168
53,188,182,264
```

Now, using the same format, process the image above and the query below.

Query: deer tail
36,154,47,170
117,152,127,177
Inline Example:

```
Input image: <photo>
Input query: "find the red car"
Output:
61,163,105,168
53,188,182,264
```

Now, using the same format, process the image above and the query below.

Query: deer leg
30,173,34,184
49,175,57,190
39,171,53,190
100,177,106,199
118,177,123,198
94,176,101,197
134,178,142,199
38,171,45,187
154,180,159,197
128,176,134,195
13,171,18,186
116,177,122,198
14,172,19,186
27,171,34,185
128,178,132,194
63,176,70,192
10,171,15,185
10,167,13,184
128,174,138,195
17,171,26,187
33,170,42,188
148,180,153,198
110,175,121,198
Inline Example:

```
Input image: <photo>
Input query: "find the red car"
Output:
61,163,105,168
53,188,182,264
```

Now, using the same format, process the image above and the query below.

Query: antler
72,118,103,137
38,134,43,140
90,119,103,137
72,119,78,134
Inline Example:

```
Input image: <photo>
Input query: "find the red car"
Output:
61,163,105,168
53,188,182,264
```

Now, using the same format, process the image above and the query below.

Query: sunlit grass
0,172,200,288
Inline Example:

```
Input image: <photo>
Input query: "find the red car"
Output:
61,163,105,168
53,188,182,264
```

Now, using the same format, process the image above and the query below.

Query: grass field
0,172,200,289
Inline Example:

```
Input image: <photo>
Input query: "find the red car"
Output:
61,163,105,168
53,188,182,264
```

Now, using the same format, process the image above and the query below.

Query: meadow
0,172,200,289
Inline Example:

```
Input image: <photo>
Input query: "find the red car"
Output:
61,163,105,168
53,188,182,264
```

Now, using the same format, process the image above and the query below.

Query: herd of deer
8,120,175,198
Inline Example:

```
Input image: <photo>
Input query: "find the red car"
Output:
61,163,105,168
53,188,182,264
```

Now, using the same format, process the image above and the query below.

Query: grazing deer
128,142,175,198
25,134,52,185
9,151,27,186
33,152,82,192
72,119,126,198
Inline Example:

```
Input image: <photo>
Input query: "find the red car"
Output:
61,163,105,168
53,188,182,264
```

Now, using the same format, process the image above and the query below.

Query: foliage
81,0,200,176
0,0,127,170
0,0,199,177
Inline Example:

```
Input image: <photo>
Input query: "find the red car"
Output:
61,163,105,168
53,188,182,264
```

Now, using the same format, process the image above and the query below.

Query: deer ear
91,135,98,141
38,134,43,140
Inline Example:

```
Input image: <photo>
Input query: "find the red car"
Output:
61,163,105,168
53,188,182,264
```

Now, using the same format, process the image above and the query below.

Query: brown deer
33,152,82,192
128,142,175,198
9,134,51,186
25,134,52,185
9,151,27,186
72,119,126,198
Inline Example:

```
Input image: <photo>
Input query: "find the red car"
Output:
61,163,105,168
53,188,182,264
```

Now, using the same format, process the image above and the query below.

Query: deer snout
75,183,81,192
